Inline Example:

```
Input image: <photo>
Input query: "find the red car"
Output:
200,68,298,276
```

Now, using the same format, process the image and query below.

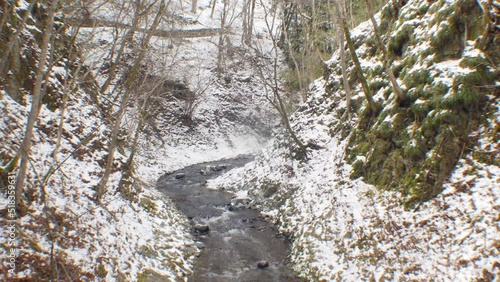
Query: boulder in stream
194,224,210,233
175,173,186,179
257,260,270,268
230,197,251,209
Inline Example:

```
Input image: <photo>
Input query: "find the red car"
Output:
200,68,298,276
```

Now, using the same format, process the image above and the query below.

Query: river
156,156,300,282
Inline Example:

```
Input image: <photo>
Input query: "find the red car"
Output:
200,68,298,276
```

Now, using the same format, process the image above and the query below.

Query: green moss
338,0,493,208
403,139,426,160
369,79,390,93
388,24,414,57
96,263,108,278
403,69,431,88
417,3,430,15
410,99,431,120
456,85,485,108
374,122,393,139
139,197,158,214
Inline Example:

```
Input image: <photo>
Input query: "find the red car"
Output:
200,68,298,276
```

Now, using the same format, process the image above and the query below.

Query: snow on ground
0,89,198,280
209,76,500,281
129,0,279,182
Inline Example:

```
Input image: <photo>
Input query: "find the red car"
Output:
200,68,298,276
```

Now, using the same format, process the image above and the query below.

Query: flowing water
156,156,300,282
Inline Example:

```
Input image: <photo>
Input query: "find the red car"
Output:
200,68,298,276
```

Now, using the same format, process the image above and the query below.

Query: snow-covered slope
0,0,277,280
208,0,500,280
0,88,198,280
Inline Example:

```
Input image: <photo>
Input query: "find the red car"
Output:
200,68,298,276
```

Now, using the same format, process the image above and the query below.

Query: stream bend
156,156,300,282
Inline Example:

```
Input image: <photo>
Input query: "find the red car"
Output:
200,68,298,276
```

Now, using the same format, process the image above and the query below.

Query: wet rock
230,197,251,209
257,261,270,268
208,164,227,172
175,173,186,179
194,224,209,233
240,76,251,83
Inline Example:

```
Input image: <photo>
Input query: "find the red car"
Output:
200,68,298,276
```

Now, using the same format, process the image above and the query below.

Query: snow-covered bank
207,0,500,279
0,89,197,280
1,0,276,280
209,79,500,281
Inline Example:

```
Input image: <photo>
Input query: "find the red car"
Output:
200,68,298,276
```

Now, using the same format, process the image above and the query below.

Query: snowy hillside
208,0,500,280
0,0,278,280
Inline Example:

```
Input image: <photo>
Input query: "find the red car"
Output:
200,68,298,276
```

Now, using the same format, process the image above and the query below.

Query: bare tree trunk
339,24,352,120
0,0,37,74
242,0,248,44
478,0,493,51
364,0,406,102
341,16,377,111
272,58,306,151
242,0,256,45
256,0,307,152
96,0,166,203
52,58,83,161
122,114,144,178
191,0,198,13
15,0,59,207
282,25,305,99
100,2,141,94
0,0,9,33
247,0,256,44
328,0,352,119
217,0,228,72
211,0,217,18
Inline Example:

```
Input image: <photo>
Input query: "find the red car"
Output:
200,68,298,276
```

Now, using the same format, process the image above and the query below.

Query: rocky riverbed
156,156,300,282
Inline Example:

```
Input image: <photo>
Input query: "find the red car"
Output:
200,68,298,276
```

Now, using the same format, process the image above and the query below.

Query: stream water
156,156,300,282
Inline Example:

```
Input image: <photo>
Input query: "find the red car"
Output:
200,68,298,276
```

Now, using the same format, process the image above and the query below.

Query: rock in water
257,261,270,268
208,164,227,172
230,197,251,209
175,173,186,179
194,224,209,233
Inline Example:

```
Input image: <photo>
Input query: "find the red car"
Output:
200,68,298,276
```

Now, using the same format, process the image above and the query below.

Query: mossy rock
137,269,171,282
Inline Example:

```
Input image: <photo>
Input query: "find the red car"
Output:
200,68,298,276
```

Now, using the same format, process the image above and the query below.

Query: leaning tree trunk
364,0,406,102
0,0,37,75
339,24,352,120
15,0,59,207
342,18,377,112
100,3,141,94
95,0,166,203
191,0,198,13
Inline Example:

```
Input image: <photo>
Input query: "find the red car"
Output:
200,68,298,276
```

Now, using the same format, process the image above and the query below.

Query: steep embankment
1,0,278,280
0,1,197,280
209,0,500,280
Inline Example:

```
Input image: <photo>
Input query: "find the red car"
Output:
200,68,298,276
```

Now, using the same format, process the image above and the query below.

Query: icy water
156,156,300,282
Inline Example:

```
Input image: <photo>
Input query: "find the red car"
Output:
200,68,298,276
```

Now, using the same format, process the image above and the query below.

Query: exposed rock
175,173,186,179
257,260,270,268
230,197,251,209
208,164,227,172
194,224,209,233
